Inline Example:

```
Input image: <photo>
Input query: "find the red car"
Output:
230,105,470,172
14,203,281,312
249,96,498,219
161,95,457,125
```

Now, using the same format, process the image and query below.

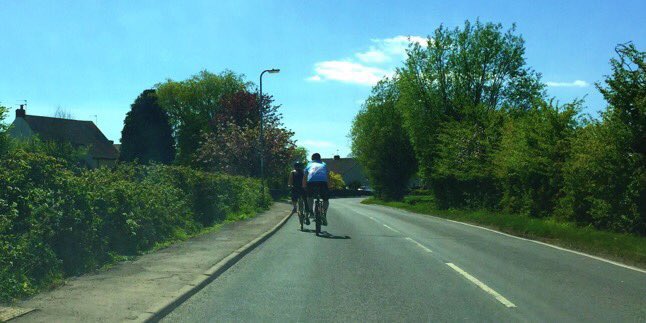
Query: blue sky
1,0,645,157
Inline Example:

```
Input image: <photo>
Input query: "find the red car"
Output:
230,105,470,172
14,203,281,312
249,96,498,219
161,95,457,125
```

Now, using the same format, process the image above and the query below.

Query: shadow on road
298,228,351,239
317,231,351,239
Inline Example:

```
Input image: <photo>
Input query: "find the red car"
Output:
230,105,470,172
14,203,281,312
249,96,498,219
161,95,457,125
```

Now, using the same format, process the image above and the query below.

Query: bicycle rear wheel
315,200,322,235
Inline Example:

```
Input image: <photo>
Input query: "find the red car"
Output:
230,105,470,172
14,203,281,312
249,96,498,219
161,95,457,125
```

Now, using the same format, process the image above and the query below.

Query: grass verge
363,195,646,269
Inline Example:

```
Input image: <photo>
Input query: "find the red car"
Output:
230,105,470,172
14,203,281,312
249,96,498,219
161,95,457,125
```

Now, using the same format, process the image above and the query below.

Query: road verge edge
138,209,293,322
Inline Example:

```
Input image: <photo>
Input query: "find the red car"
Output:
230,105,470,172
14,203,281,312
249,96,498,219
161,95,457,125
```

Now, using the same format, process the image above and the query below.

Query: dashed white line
446,263,516,308
367,216,379,222
405,237,432,253
382,224,400,233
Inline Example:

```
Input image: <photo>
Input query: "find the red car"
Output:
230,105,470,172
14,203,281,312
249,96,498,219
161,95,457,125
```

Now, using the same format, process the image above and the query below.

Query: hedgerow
0,150,268,302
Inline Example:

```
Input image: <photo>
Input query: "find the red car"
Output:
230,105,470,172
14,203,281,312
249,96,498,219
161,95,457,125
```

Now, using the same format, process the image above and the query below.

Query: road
162,198,646,322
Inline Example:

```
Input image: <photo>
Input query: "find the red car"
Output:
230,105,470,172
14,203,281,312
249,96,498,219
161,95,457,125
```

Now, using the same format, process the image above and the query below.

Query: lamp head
268,68,280,74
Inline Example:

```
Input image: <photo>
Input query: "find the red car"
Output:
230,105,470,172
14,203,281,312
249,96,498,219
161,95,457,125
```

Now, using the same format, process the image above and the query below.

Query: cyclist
288,161,308,225
302,153,330,225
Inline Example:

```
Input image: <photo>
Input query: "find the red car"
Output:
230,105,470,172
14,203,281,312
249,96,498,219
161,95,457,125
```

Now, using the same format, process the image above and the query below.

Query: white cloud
355,50,391,64
307,60,392,86
355,35,429,64
308,35,427,86
301,139,335,150
546,80,589,88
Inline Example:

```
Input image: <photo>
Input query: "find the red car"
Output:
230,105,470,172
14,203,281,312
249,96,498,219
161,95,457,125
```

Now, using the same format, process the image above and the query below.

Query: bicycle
296,195,306,231
312,193,323,236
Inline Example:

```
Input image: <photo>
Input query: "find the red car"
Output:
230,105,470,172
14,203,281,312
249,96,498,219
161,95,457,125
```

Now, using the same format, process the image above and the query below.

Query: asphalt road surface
162,198,646,322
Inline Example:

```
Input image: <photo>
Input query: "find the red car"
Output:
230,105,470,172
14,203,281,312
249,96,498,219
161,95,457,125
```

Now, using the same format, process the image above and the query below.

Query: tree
53,106,73,119
120,89,175,164
396,20,545,206
156,70,249,165
558,44,646,234
0,105,8,157
328,171,346,190
195,120,296,179
351,79,417,200
493,99,580,216
194,86,297,184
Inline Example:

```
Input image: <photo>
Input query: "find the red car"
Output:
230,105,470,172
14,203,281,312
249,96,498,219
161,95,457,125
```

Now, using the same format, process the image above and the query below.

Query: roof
22,115,119,160
321,157,369,185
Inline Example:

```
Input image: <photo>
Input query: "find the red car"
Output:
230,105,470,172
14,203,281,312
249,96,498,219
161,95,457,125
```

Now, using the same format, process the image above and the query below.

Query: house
8,105,120,168
321,155,370,189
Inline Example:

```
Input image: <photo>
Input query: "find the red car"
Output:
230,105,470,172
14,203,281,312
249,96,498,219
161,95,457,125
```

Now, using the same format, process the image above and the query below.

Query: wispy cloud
307,60,392,86
307,35,427,86
355,35,427,64
301,139,336,150
546,80,589,88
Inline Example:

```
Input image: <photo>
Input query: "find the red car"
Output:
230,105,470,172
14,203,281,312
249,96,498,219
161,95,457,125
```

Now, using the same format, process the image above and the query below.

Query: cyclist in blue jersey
302,153,330,225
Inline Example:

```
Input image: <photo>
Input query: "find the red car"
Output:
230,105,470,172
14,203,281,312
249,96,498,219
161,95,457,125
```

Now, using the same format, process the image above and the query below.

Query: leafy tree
493,99,580,216
195,120,296,179
156,70,249,164
0,105,8,157
351,79,417,200
431,109,503,208
597,43,646,156
559,44,645,234
120,89,175,164
194,88,297,184
293,146,308,165
396,20,545,206
328,171,346,190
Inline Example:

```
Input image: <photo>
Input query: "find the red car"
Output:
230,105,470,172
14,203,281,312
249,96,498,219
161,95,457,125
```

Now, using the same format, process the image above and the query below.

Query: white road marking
446,263,516,308
405,237,432,253
367,216,379,222
382,224,400,233
364,203,646,274
441,219,646,275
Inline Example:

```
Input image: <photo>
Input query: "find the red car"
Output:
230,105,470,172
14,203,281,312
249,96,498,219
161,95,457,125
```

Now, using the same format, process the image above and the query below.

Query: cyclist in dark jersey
288,162,308,224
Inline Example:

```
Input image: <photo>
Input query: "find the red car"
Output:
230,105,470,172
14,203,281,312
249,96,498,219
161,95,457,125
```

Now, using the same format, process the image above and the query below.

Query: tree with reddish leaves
197,89,296,182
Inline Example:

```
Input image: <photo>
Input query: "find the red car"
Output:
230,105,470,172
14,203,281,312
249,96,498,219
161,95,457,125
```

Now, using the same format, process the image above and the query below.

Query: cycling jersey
305,161,328,182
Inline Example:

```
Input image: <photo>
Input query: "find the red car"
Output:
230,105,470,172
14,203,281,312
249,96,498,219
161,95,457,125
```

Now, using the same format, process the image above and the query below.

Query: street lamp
259,68,280,195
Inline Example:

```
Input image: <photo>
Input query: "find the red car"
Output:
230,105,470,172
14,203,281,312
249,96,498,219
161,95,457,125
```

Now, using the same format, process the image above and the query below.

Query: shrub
0,151,267,302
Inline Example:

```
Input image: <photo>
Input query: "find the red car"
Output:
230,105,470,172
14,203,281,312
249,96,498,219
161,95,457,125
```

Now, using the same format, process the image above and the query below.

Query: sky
1,0,645,158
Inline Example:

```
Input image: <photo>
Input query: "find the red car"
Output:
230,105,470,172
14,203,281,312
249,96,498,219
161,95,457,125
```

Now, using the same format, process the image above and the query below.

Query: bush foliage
351,20,645,235
0,150,267,302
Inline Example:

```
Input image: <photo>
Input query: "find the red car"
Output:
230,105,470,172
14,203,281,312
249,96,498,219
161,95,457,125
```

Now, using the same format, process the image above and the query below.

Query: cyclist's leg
321,183,330,215
305,183,314,216
290,189,298,214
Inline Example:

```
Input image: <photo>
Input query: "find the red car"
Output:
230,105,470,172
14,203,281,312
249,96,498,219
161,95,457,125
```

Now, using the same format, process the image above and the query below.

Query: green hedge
0,150,269,302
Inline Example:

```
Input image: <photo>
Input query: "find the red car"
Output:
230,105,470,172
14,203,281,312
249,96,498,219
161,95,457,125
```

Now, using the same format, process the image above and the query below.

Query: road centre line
382,224,400,233
446,263,516,308
405,237,432,253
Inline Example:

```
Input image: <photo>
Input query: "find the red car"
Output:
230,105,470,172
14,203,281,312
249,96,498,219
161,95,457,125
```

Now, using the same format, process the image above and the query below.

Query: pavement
10,202,292,322
162,198,646,322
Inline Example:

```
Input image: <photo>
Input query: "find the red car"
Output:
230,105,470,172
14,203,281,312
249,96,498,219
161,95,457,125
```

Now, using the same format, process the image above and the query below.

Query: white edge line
366,204,646,274
405,237,432,253
442,218,646,274
446,263,516,308
383,224,400,233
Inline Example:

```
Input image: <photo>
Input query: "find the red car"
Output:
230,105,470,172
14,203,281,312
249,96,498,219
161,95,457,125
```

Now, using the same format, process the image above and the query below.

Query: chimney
16,104,26,118
334,155,341,160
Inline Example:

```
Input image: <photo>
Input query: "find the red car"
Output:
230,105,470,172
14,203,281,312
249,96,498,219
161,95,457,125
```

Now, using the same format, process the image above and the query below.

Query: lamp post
259,68,280,195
